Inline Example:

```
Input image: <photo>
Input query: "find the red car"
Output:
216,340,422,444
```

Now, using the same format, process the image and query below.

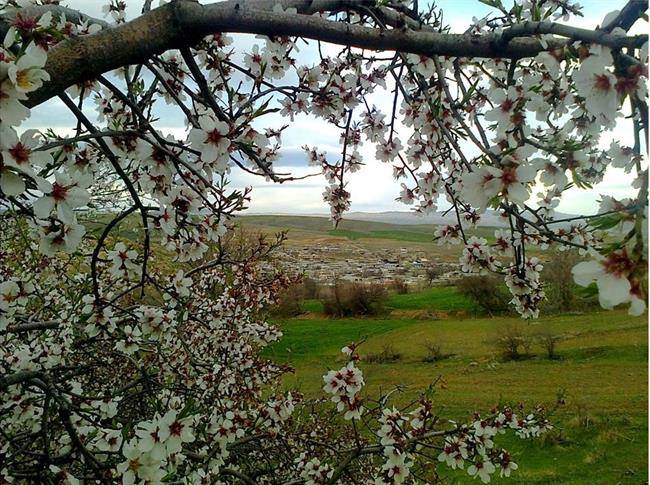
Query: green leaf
589,214,622,230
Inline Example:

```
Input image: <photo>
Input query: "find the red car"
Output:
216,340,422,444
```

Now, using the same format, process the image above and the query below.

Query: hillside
244,209,577,227
239,214,497,244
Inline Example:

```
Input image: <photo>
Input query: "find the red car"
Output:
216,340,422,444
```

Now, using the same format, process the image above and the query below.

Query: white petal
57,202,77,224
571,261,602,286
597,273,631,308
33,196,55,218
628,296,646,316
516,164,537,182
0,170,25,196
506,183,529,205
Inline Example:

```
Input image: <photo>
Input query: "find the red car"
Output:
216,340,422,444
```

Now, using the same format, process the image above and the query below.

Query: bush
495,323,533,361
457,275,511,315
365,344,401,363
270,283,305,317
391,278,409,294
542,251,588,312
301,276,321,299
421,339,452,363
536,330,562,359
322,280,388,318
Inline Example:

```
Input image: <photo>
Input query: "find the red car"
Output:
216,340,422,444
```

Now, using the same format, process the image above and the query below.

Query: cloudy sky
26,0,643,216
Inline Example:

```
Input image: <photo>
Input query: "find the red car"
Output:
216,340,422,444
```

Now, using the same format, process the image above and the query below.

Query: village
272,241,461,288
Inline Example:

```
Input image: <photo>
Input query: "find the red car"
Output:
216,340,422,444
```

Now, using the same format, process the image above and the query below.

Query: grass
240,214,497,244
265,287,648,484
387,286,479,313
327,227,437,243
300,286,477,315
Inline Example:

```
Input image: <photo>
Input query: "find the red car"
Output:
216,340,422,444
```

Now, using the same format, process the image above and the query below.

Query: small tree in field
425,264,444,286
0,0,647,483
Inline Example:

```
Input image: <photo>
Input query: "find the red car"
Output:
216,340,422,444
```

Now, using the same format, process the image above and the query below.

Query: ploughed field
266,287,648,484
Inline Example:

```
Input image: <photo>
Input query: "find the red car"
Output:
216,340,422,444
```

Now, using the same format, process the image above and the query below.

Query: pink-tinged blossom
188,116,231,171
7,43,49,93
108,242,139,280
467,458,496,484
484,86,522,135
572,251,645,315
407,53,435,78
573,45,618,120
461,163,537,209
1,128,51,175
376,139,402,162
33,172,90,224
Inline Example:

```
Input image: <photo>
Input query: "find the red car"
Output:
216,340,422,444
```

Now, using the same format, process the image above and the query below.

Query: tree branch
6,0,643,109
602,0,648,32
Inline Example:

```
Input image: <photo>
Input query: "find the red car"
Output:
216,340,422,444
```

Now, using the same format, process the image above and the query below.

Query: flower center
500,98,514,112
593,74,611,92
603,250,634,277
9,143,30,165
500,167,518,186
15,70,31,89
50,182,69,202
169,420,183,436
206,129,224,145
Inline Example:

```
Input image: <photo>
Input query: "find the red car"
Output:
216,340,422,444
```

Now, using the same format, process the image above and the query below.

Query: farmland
239,214,498,246
266,287,648,484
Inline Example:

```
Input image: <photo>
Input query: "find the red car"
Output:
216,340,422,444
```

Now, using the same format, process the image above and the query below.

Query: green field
266,287,648,484
240,214,497,244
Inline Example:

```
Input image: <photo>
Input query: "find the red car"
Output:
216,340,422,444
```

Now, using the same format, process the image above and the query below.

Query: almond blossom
1,128,50,176
6,43,50,93
33,172,90,224
467,458,496,484
461,163,537,209
484,86,522,135
572,46,619,120
0,79,30,125
572,251,645,315
188,115,231,171
0,1,644,483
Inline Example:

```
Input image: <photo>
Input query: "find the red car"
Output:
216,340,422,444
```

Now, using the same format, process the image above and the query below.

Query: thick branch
602,0,648,32
499,20,646,48
8,0,643,109
0,370,41,390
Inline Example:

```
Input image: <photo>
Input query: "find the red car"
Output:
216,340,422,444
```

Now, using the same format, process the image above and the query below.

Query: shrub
457,275,511,315
301,276,321,299
270,283,305,317
495,323,533,360
421,339,452,363
425,265,444,286
365,344,401,363
536,330,562,359
322,280,388,318
391,278,409,294
542,251,590,312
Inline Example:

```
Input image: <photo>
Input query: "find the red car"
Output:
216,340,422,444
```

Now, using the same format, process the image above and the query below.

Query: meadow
240,215,498,243
266,287,648,484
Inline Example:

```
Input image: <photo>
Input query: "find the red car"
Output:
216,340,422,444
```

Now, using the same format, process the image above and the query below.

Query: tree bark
0,0,645,109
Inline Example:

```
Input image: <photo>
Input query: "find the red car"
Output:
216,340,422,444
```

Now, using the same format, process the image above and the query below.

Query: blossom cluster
0,0,646,482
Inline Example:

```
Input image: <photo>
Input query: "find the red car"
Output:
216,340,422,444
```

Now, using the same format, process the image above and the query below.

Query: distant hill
246,209,576,227
238,214,498,244
342,210,508,226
